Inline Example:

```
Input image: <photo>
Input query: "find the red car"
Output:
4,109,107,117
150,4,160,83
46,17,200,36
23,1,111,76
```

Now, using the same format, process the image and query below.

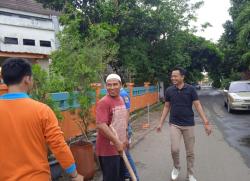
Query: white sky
191,0,232,42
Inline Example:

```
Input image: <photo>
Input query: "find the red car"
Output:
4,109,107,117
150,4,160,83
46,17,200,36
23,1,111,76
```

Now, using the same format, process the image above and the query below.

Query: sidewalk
77,103,250,181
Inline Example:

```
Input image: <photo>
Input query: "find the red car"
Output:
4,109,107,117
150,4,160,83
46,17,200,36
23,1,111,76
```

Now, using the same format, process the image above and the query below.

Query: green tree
36,0,225,87
219,0,250,84
50,19,119,133
31,64,64,120
109,0,204,83
235,2,250,67
34,1,119,135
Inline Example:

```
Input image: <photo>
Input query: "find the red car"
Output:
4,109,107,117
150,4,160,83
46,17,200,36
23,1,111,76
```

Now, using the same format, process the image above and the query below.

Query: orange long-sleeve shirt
0,93,76,181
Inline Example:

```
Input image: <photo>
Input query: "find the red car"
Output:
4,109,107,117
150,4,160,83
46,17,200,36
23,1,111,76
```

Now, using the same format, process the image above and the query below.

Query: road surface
130,88,250,181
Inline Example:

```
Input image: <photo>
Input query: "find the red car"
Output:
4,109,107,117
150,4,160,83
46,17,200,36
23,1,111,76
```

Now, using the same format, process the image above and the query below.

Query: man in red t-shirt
96,74,127,181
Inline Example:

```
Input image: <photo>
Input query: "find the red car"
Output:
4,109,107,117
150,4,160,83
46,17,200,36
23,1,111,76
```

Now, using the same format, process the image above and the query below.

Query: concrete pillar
91,83,102,104
144,82,151,105
126,83,134,99
144,82,151,91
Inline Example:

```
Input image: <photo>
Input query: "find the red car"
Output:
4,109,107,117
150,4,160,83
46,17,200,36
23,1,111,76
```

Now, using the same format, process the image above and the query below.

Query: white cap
106,73,121,82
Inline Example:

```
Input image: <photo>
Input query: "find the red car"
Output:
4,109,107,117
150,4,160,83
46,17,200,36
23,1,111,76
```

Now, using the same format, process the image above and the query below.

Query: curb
130,102,162,122
130,122,158,149
129,103,163,148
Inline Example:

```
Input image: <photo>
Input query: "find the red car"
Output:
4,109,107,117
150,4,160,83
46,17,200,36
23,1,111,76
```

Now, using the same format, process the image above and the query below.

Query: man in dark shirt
157,67,212,181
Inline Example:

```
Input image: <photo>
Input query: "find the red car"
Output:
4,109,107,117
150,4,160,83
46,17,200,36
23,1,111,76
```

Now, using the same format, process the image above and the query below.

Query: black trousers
99,155,125,181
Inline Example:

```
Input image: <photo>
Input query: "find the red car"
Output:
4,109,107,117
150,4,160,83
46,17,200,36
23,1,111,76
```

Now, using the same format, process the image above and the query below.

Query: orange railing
0,82,159,140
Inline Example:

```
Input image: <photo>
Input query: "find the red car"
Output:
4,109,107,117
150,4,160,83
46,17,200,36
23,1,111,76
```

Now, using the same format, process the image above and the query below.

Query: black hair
172,67,187,76
1,58,32,86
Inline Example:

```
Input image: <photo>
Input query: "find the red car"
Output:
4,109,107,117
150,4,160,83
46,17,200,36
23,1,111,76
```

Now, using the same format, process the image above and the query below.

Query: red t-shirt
95,95,126,156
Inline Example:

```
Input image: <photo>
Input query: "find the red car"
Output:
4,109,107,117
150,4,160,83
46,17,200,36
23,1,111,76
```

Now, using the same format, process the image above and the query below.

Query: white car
223,80,250,113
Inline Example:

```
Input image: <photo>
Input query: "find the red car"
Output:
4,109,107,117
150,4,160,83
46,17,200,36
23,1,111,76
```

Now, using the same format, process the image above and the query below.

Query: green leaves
31,64,64,120
49,16,119,127
219,0,250,82
51,21,119,88
35,0,225,86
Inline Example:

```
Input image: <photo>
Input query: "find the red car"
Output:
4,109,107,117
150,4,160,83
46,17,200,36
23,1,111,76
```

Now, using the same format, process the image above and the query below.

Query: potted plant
31,65,66,179
43,6,119,179
31,64,97,180
68,91,96,180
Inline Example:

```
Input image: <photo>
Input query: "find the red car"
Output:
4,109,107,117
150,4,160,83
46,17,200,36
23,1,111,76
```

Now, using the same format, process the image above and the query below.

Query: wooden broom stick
110,126,137,181
122,151,137,181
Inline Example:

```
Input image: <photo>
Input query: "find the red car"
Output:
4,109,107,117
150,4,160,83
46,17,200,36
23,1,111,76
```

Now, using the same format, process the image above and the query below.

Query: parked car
191,83,201,90
223,80,250,113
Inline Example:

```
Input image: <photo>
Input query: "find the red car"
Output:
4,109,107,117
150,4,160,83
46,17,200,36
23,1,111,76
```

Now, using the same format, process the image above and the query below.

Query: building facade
0,0,60,69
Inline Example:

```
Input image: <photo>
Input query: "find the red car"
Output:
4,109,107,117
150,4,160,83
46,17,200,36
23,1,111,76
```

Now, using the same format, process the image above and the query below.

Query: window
229,82,250,93
23,39,35,46
4,37,18,44
40,40,51,47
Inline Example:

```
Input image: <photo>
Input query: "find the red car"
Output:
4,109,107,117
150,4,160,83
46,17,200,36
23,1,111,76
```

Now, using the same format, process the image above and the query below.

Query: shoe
188,175,197,181
171,167,180,180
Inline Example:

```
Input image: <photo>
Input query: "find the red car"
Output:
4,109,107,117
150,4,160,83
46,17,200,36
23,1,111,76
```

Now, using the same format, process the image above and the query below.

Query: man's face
106,79,121,97
171,70,184,85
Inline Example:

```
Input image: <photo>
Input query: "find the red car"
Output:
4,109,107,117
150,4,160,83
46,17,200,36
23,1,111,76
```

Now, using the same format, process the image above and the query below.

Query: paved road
199,88,250,167
130,88,250,181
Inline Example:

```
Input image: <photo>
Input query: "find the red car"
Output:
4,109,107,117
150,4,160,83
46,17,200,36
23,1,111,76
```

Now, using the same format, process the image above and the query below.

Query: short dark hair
172,67,186,76
1,58,32,86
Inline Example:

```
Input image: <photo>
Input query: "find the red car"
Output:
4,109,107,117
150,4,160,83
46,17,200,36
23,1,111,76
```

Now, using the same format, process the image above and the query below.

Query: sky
191,0,232,42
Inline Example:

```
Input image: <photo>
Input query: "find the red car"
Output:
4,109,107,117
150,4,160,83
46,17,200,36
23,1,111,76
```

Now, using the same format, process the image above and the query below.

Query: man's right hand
156,123,163,132
115,140,124,155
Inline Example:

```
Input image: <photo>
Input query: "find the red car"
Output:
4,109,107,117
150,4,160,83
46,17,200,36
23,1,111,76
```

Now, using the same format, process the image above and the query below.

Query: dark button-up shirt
165,83,198,126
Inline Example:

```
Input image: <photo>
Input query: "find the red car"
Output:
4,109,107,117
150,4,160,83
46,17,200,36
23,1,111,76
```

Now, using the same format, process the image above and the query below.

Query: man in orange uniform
0,58,84,181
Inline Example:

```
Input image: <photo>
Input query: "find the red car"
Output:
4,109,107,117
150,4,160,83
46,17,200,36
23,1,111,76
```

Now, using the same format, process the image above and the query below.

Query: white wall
35,59,50,70
0,8,58,55
0,24,56,54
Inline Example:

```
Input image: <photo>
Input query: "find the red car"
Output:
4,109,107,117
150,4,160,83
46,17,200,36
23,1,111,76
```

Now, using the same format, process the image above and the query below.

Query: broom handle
110,126,137,181
122,151,137,181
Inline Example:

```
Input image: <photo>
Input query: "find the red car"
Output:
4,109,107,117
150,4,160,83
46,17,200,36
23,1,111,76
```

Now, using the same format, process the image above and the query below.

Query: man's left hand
204,122,212,136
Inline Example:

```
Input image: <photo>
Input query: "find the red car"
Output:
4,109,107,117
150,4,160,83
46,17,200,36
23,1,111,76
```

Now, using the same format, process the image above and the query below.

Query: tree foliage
31,64,64,120
35,0,223,86
219,0,250,85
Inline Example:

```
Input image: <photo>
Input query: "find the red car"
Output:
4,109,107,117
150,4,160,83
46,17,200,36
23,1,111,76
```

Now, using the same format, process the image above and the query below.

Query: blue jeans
124,150,140,180
124,123,140,180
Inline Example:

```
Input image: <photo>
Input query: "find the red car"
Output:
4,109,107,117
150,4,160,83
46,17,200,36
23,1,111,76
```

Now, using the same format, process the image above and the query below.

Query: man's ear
23,76,31,84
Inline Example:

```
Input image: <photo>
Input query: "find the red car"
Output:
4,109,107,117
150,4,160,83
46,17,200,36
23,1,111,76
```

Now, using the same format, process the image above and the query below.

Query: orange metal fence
0,82,159,140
